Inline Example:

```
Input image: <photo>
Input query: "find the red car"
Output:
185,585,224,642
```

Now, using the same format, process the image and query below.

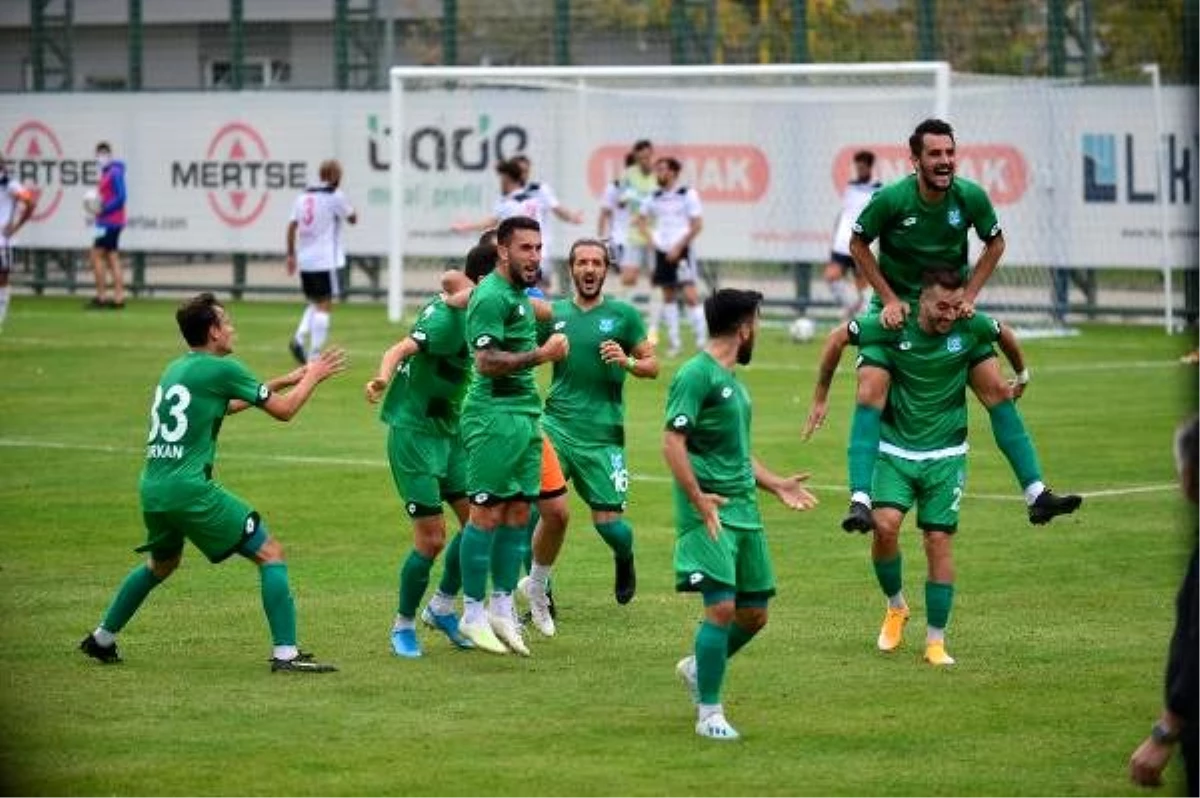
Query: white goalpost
385,62,1190,332
386,62,950,323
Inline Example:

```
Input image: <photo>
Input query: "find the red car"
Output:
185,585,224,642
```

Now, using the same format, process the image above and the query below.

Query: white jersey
290,184,354,272
494,181,561,258
0,180,32,247
601,179,643,245
832,179,882,255
642,184,702,252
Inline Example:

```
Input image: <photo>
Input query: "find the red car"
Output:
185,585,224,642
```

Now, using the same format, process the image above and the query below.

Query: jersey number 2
147,384,192,443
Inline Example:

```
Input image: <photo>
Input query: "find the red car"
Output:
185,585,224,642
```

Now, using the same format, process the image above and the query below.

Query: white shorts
611,242,650,271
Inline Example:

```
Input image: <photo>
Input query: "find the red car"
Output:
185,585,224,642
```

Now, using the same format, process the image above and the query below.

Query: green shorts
386,425,467,517
543,420,628,512
138,485,264,563
873,451,966,533
672,488,775,598
460,411,541,505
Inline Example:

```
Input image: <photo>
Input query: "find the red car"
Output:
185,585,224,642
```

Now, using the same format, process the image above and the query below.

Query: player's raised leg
969,358,1082,525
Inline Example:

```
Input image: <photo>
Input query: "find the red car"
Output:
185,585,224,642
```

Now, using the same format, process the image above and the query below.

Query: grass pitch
0,296,1195,796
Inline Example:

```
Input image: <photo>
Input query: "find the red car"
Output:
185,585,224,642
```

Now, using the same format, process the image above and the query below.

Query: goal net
386,64,1192,333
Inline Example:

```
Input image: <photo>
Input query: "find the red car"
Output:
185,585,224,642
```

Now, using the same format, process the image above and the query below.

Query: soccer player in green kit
79,293,346,672
458,215,569,656
808,268,1038,666
518,238,659,635
365,243,499,658
843,118,1080,533
663,288,818,741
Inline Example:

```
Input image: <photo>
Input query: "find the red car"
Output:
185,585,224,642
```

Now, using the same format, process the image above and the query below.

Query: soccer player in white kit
637,157,705,357
285,159,357,363
825,150,880,319
0,163,37,331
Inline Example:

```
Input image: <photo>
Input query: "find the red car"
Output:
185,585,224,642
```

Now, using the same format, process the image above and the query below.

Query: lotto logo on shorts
672,415,689,429
688,572,704,586
475,335,492,348
406,503,417,516
472,492,490,505
244,517,256,533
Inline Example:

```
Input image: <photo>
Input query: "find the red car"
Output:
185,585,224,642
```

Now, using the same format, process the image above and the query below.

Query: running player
518,237,659,634
285,159,357,364
807,267,1040,666
0,162,36,330
457,215,568,656
842,118,1080,532
638,157,706,357
365,243,500,658
825,150,880,319
664,288,817,741
79,293,346,672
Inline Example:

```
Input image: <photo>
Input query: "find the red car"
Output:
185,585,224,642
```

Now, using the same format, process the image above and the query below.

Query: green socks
437,530,463,597
987,399,1043,490
490,524,526,593
873,555,903,599
925,581,955,631
595,519,634,561
100,564,163,633
259,561,297,646
848,404,882,496
725,622,758,659
397,549,433,619
459,523,492,602
695,620,731,705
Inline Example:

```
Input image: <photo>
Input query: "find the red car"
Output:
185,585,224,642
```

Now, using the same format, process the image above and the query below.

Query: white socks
309,310,330,357
0,286,9,327
887,592,907,610
489,591,514,620
294,304,314,343
392,615,415,631
648,294,664,339
851,491,872,508
463,597,486,625
427,590,455,616
529,562,553,588
663,303,681,350
1024,481,1046,506
273,644,299,661
687,304,707,346
92,627,116,646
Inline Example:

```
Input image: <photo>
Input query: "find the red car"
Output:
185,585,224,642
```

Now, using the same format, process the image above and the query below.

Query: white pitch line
0,437,1175,501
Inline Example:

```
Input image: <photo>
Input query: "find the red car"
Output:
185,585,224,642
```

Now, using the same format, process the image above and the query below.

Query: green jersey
851,311,1001,454
139,352,270,511
463,270,541,417
541,297,646,446
852,175,1000,304
663,352,754,499
379,297,469,437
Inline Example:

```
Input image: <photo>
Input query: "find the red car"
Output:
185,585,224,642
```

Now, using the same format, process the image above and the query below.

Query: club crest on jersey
720,386,733,399
946,335,963,353
901,216,917,227
947,207,963,228
553,321,566,331
475,335,492,347
672,414,688,429
598,318,615,334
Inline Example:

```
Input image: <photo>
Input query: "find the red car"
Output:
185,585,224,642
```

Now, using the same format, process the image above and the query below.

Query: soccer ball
788,317,817,343
82,189,101,219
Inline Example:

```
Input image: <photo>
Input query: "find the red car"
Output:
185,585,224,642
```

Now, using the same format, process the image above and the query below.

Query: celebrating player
285,159,357,364
79,293,346,672
365,243,501,658
807,267,1040,666
842,118,1080,532
0,162,36,330
457,215,568,656
519,237,659,633
825,149,880,319
664,288,817,741
86,141,127,310
637,157,706,357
